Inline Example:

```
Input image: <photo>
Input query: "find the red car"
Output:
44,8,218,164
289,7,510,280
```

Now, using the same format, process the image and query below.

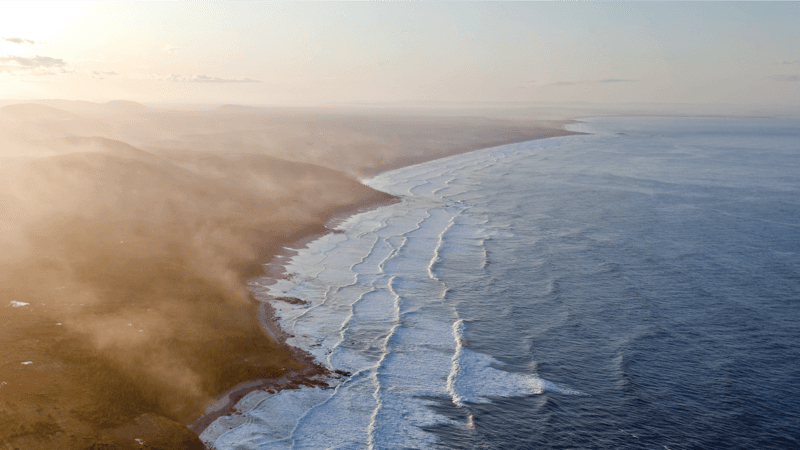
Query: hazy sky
1,1,799,106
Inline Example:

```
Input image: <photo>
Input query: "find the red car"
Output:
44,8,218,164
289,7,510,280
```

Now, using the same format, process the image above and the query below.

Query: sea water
202,117,800,449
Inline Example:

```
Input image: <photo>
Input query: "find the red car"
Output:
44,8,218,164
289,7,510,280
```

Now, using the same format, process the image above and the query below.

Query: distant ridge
42,136,159,161
0,103,76,121
215,104,265,113
22,99,152,115
24,99,99,115
102,100,152,114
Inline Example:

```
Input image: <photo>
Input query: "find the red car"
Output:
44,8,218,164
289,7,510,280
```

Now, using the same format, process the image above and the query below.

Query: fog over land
0,100,576,448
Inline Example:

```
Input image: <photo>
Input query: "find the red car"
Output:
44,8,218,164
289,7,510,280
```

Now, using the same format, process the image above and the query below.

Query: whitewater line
427,205,465,282
366,275,403,450
327,216,413,370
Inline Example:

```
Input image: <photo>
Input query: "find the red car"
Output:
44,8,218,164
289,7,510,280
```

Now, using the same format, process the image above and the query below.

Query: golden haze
0,100,576,449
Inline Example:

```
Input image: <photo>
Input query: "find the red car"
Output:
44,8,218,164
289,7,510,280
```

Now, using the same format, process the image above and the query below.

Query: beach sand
0,102,580,449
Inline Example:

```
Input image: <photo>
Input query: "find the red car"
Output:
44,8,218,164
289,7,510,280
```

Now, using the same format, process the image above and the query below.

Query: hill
22,99,152,115
0,103,76,122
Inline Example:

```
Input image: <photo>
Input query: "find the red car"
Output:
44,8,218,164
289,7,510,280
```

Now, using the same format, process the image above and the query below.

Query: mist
0,100,576,449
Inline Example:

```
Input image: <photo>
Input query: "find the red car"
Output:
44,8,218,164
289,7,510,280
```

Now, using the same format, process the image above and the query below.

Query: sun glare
0,1,90,42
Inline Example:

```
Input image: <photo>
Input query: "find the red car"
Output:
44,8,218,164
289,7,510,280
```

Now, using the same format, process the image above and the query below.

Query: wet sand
0,102,580,449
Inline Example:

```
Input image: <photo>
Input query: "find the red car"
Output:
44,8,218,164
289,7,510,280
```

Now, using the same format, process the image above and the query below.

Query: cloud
6,55,65,68
776,60,799,65
127,72,261,83
598,78,639,83
551,81,578,86
162,45,179,53
90,70,119,80
0,55,71,75
1,37,43,45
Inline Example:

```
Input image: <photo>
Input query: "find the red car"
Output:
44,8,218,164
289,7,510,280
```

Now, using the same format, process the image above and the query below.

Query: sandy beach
0,101,579,449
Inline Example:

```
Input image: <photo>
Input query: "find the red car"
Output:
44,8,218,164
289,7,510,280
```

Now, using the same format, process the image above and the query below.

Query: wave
447,320,584,407
202,137,578,449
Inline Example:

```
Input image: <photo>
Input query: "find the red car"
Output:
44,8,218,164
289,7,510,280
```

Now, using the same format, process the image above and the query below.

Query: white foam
211,386,335,449
9,301,29,307
204,137,580,449
447,320,584,407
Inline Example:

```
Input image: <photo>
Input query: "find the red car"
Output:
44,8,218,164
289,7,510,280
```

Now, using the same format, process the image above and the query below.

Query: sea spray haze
0,101,572,448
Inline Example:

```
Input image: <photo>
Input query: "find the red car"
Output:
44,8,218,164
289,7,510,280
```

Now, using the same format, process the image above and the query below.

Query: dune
0,103,579,449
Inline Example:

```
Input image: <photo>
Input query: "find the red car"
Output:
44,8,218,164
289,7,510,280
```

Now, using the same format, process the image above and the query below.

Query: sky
1,1,799,106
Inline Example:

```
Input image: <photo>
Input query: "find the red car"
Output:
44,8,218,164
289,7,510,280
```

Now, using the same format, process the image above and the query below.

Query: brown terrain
0,101,579,449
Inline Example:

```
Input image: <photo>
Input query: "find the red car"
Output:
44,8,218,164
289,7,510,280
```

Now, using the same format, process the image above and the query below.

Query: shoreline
189,126,582,442
188,195,403,438
0,108,584,449
360,122,584,176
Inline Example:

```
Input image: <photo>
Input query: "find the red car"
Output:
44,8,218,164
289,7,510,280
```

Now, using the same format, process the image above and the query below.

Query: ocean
201,116,800,449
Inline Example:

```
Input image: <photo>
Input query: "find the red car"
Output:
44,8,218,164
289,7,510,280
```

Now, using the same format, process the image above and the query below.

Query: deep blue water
431,117,800,449
205,116,800,449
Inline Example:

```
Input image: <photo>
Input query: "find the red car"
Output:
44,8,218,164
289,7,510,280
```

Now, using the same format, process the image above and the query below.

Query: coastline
189,125,583,443
187,115,800,449
188,195,402,438
359,121,585,176
0,106,586,449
